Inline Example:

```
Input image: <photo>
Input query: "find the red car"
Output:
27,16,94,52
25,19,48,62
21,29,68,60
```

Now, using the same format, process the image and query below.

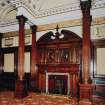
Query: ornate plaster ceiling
0,0,105,33
0,0,17,23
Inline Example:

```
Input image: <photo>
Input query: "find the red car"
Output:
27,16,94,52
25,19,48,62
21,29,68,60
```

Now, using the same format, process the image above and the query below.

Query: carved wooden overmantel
37,28,82,96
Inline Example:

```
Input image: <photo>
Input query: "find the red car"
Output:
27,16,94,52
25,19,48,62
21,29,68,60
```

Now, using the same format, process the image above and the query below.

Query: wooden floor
0,91,105,105
93,96,105,105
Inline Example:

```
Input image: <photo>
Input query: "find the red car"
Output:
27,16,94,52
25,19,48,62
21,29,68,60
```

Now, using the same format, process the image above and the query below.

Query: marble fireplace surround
46,72,70,95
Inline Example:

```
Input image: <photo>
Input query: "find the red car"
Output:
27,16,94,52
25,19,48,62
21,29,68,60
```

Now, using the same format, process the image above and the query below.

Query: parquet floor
0,91,78,105
0,91,105,105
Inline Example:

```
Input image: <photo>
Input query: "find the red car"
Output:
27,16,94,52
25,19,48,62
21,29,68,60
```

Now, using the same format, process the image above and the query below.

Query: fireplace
52,78,65,94
46,73,70,95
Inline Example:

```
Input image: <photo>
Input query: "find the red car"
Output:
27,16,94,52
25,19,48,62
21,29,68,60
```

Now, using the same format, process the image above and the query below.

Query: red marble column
15,15,28,98
30,25,38,91
79,0,93,105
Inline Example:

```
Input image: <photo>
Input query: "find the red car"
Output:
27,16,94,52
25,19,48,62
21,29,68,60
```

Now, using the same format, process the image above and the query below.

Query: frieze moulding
92,17,105,25
3,16,105,38
0,19,18,27
3,29,31,38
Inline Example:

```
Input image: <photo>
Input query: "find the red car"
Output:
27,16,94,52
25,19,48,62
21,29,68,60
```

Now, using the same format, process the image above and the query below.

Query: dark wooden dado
0,72,16,90
93,83,105,103
95,84,105,96
0,72,31,91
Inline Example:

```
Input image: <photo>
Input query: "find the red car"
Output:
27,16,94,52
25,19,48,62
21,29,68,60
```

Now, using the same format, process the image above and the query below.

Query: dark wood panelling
1,72,16,90
1,46,31,91
1,47,17,90
92,39,105,79
2,47,18,74
92,39,105,99
93,84,105,99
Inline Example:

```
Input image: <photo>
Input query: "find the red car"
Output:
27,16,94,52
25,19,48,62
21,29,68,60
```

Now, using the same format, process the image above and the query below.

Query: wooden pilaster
15,15,28,98
30,25,38,91
79,0,93,105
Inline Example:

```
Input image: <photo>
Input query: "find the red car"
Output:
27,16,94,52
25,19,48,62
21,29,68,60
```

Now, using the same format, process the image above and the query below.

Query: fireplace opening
53,79,65,94
48,75,67,95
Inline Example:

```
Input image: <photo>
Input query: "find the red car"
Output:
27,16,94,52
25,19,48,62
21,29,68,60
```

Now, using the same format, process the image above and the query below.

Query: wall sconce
51,25,64,40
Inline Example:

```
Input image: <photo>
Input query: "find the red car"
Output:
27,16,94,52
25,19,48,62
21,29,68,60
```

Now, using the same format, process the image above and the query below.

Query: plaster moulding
2,16,105,38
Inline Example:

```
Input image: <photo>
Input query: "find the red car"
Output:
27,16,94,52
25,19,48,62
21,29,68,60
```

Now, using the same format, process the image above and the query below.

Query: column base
79,99,92,105
79,83,93,105
14,79,28,98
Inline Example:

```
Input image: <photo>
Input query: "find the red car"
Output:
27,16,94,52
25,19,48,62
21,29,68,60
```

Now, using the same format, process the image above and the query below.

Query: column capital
31,25,37,33
80,0,91,13
16,15,28,25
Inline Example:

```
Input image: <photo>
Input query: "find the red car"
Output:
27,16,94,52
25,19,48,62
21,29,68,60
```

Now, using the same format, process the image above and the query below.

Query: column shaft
79,1,93,104
82,5,91,84
15,15,28,98
30,25,38,91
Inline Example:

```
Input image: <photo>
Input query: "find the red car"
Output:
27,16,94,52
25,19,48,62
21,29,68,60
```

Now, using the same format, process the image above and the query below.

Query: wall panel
4,53,14,72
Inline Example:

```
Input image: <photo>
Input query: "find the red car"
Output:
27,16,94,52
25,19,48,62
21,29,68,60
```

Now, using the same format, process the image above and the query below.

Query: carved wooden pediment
37,30,82,45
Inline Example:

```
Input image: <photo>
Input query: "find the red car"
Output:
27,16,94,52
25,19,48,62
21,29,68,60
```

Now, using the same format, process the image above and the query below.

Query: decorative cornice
37,19,82,31
0,19,18,27
3,16,105,38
